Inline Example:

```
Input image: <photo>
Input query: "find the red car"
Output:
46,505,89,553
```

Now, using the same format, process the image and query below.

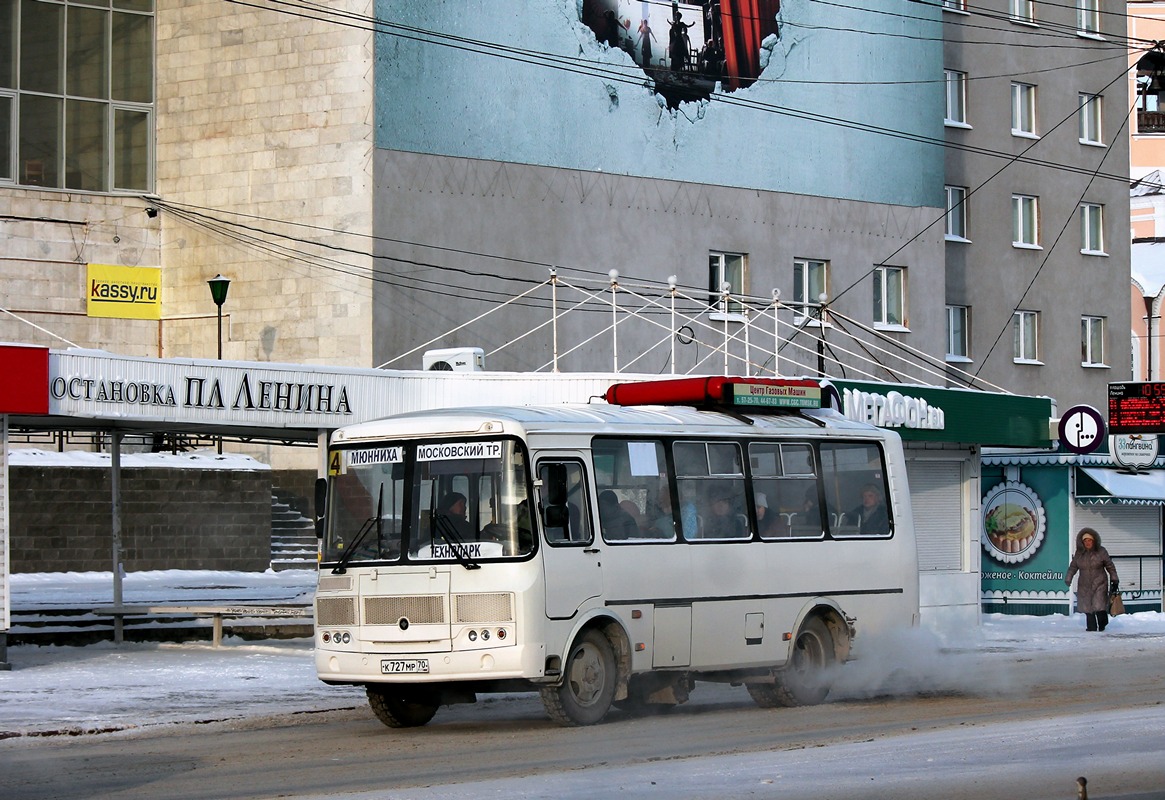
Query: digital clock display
1108,382,1165,434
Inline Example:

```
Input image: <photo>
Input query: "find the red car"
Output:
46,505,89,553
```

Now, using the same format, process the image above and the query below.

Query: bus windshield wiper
331,484,383,574
430,513,480,570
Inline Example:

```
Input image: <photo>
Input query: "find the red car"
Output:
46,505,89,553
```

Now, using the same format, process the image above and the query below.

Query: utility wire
827,55,1138,306
226,0,1153,192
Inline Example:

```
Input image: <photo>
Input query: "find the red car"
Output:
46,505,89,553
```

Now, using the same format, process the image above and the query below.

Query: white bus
314,377,919,727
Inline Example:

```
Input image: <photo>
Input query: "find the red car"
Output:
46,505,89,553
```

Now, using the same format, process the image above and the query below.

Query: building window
709,252,746,316
1011,83,1037,137
1080,203,1105,254
872,266,905,328
1079,93,1103,144
944,70,967,126
943,0,967,10
1,0,155,192
1077,0,1100,35
1013,310,1039,363
793,258,828,322
946,305,970,361
945,186,968,240
1012,194,1040,247
1081,316,1105,366
1010,0,1035,23
1,93,13,181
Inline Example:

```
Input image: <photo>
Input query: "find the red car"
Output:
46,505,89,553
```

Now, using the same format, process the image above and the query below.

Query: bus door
537,457,603,619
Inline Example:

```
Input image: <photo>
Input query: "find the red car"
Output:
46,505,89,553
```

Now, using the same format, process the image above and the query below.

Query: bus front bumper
315,642,543,685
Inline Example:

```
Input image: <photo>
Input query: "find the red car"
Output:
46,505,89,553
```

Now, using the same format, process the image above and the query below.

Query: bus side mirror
314,477,328,539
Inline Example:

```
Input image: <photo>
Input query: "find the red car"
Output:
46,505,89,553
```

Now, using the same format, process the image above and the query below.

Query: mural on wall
980,466,1070,612
580,1,781,106
981,481,1046,564
374,0,945,208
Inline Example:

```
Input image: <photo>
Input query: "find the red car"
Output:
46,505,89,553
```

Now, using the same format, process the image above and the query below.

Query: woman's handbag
1110,592,1126,616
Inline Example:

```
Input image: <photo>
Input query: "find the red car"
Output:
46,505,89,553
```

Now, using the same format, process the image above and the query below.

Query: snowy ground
4,571,1165,799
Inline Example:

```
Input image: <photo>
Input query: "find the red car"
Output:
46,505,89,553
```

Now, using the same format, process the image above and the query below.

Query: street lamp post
207,275,230,454
207,274,231,360
1145,294,1159,381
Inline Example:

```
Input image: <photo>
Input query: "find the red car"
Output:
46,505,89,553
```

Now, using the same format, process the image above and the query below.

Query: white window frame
792,258,829,325
946,305,971,362
1012,194,1040,248
1013,310,1040,364
942,0,967,11
1010,0,1035,24
944,70,968,127
4,2,156,193
1076,0,1100,36
1078,93,1103,145
1080,202,1105,255
1081,315,1106,367
872,266,907,329
709,251,746,320
1011,82,1038,137
945,186,968,241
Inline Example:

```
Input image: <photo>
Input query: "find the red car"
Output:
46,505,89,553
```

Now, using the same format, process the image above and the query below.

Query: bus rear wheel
540,629,617,726
366,686,440,728
749,617,835,708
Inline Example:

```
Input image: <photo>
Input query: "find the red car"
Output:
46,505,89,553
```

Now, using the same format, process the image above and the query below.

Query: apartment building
943,0,1130,411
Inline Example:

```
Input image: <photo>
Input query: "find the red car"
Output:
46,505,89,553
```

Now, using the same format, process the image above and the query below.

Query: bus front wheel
540,629,617,726
749,616,835,708
366,686,440,728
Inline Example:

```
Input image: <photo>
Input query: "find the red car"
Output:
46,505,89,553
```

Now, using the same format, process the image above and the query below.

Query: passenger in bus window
798,486,821,528
647,484,677,537
436,492,474,540
619,499,646,531
704,485,745,538
598,490,639,540
754,492,786,537
845,484,890,535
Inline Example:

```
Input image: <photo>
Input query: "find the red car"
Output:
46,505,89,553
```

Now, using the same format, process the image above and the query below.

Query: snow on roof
4,449,270,470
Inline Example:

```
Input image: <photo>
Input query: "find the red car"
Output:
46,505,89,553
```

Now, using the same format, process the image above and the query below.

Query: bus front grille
316,596,356,626
365,595,445,625
454,592,514,623
317,575,352,593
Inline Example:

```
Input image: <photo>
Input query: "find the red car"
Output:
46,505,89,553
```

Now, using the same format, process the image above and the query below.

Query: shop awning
1076,467,1165,505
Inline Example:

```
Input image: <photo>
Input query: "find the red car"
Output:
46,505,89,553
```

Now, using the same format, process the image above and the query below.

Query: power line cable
812,0,1155,50
827,55,1138,306
973,78,1137,374
226,0,1152,192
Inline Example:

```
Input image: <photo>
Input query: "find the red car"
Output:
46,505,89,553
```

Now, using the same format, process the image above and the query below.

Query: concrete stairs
270,493,318,571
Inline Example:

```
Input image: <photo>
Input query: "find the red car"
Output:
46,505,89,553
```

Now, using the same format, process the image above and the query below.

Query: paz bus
313,377,919,727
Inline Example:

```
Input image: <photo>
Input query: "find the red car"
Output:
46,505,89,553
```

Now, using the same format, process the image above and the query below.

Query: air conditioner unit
422,347,485,372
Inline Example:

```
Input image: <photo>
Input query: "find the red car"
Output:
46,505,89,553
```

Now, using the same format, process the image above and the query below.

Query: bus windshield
323,439,534,565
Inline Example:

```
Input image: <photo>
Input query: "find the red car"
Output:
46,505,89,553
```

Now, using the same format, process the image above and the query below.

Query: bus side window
748,442,821,540
819,442,892,537
539,461,592,545
592,438,673,542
